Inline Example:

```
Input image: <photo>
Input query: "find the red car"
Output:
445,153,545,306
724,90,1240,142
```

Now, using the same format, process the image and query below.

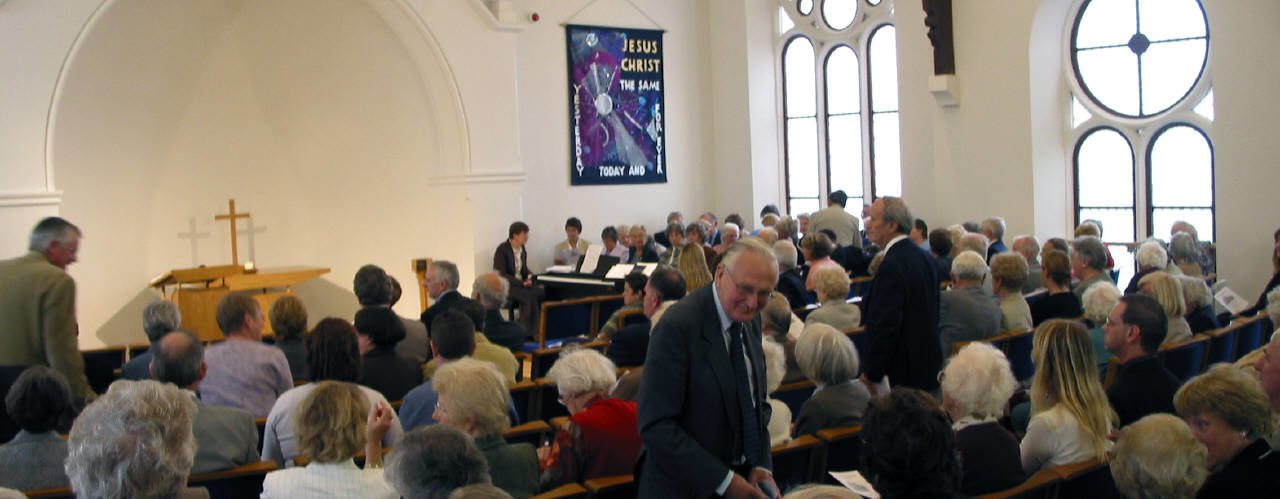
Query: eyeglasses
723,267,775,303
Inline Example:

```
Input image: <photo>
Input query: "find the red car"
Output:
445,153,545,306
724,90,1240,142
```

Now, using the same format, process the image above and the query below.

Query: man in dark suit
1104,294,1181,427
472,272,528,351
607,266,687,368
493,221,543,331
419,260,474,335
638,239,778,498
860,196,942,394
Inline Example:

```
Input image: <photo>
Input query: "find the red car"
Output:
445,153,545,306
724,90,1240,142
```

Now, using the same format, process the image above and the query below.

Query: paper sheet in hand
604,263,636,279
580,244,605,274
1215,286,1250,315
828,470,879,498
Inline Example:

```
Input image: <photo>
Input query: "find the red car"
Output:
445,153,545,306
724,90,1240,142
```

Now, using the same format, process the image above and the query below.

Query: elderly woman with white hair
792,324,871,437
1125,240,1169,295
940,343,1025,495
1082,282,1123,376
434,358,538,498
1138,271,1193,346
804,265,860,330
1177,274,1220,334
540,348,642,489
1111,414,1209,499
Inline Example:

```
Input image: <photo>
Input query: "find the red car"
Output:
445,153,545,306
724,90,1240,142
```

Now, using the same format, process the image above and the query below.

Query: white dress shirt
260,459,397,499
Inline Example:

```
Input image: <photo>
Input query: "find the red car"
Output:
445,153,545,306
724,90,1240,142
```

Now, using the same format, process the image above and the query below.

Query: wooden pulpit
151,265,330,342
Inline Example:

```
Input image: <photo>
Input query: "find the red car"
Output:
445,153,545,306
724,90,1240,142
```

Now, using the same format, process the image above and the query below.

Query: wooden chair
1053,457,1120,498
773,380,817,420
595,295,627,331
254,416,268,451
849,275,875,298
815,424,863,484
509,379,540,423
618,307,648,328
583,474,635,499
23,487,73,499
1157,335,1210,382
533,482,589,498
187,459,278,499
504,419,553,447
771,434,824,490
529,340,610,379
977,468,1062,499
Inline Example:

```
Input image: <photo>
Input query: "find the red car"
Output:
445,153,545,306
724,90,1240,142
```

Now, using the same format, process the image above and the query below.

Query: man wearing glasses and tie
638,238,779,498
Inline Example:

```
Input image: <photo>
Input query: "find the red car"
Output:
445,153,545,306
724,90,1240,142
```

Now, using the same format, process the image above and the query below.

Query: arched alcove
46,0,473,345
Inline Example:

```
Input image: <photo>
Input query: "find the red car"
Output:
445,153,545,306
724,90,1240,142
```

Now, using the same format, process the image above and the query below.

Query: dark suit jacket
862,238,942,391
1106,355,1180,427
938,285,1003,356
358,347,422,402
606,319,651,367
494,241,532,283
986,239,1008,262
775,268,811,308
637,285,772,497
420,290,473,333
120,349,153,380
833,245,871,277
484,309,528,351
628,241,663,264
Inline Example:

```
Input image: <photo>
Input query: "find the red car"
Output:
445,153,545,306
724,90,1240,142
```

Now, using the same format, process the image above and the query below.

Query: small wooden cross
214,199,251,265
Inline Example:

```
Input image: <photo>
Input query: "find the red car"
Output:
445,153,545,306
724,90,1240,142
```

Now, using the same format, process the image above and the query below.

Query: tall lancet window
778,0,898,217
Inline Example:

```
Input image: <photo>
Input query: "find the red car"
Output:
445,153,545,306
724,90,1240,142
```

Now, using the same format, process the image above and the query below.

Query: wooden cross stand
215,199,250,265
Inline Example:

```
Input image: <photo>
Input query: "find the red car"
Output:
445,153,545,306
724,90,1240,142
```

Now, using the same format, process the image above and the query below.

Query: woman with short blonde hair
791,324,870,437
1111,414,1208,499
804,266,860,330
1174,364,1280,496
990,252,1032,331
1138,271,1192,345
1021,320,1116,473
434,359,538,498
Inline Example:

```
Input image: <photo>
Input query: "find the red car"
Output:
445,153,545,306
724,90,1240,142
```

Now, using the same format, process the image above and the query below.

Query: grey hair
981,217,1006,241
547,348,617,396
1168,232,1202,264
1082,282,1122,325
66,380,197,499
762,338,786,394
880,196,914,235
959,233,989,256
720,238,779,273
795,323,860,385
472,272,509,309
151,331,204,388
720,222,741,236
1013,235,1041,264
28,217,81,252
431,260,461,290
386,425,491,499
1176,275,1212,309
772,240,798,270
1112,414,1208,499
950,251,988,281
1071,235,1108,271
775,216,798,239
142,300,182,342
942,342,1018,419
1136,241,1169,271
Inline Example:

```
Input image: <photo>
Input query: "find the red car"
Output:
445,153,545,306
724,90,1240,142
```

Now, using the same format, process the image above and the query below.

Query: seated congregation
5,198,1280,499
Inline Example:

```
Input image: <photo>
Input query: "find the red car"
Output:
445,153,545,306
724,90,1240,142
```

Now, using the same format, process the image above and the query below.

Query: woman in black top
1030,249,1083,325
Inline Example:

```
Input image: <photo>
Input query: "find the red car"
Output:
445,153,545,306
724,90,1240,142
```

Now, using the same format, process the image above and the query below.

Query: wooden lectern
151,265,329,342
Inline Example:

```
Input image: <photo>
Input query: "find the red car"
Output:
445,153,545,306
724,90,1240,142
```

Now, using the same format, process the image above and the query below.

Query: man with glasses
860,197,942,395
1104,294,1181,427
638,239,779,498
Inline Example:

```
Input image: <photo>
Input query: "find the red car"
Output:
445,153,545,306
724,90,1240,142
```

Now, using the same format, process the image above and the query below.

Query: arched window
779,0,897,216
1068,0,1213,281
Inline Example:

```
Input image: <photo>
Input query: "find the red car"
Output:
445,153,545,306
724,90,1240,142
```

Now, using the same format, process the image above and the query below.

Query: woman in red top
539,348,642,489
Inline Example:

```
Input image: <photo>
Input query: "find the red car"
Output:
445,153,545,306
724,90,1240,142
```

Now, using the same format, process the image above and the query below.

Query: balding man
150,331,259,474
1012,235,1043,293
638,239,779,498
860,197,941,394
0,217,94,399
473,272,527,351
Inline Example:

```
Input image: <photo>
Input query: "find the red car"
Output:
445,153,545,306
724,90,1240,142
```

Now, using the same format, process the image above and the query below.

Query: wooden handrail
771,434,821,455
976,468,1061,499
583,474,634,494
187,459,278,482
815,424,863,442
533,482,589,498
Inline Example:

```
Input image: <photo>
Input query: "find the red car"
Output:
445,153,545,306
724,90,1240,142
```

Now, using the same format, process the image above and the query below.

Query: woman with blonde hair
261,381,398,498
792,324,870,436
804,266,860,330
1111,414,1208,499
1138,271,1192,345
677,242,713,292
1174,364,1280,496
434,358,538,498
1021,319,1116,473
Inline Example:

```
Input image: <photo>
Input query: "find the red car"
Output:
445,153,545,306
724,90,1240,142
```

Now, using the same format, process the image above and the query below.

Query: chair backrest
618,308,648,328
1003,330,1036,381
254,417,268,451
1233,315,1267,361
595,296,627,331
81,345,129,394
1053,457,1121,499
849,276,874,299
539,299,597,348
773,380,817,421
509,379,539,423
536,378,571,421
843,327,868,365
771,434,823,490
22,487,74,499
1204,324,1237,366
1157,335,1210,382
815,424,863,484
502,420,552,447
186,459,278,499
533,482,589,499
976,468,1061,499
583,474,635,499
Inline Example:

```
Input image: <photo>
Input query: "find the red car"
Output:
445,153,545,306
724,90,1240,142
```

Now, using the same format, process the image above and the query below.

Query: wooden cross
214,199,251,265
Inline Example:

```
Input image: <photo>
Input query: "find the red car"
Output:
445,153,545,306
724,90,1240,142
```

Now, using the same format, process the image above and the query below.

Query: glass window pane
1076,47,1139,116
1138,0,1207,42
873,111,901,197
791,198,821,218
869,25,898,112
867,0,881,5
1076,128,1134,207
1075,0,1137,49
1152,208,1214,243
779,6,795,34
846,197,866,215
1140,39,1207,115
1109,243,1136,292
823,0,858,30
787,117,820,198
783,37,816,118
798,0,813,16
1194,89,1214,120
1078,208,1136,243
825,46,861,114
1072,96,1092,128
828,114,864,197
1150,125,1212,207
